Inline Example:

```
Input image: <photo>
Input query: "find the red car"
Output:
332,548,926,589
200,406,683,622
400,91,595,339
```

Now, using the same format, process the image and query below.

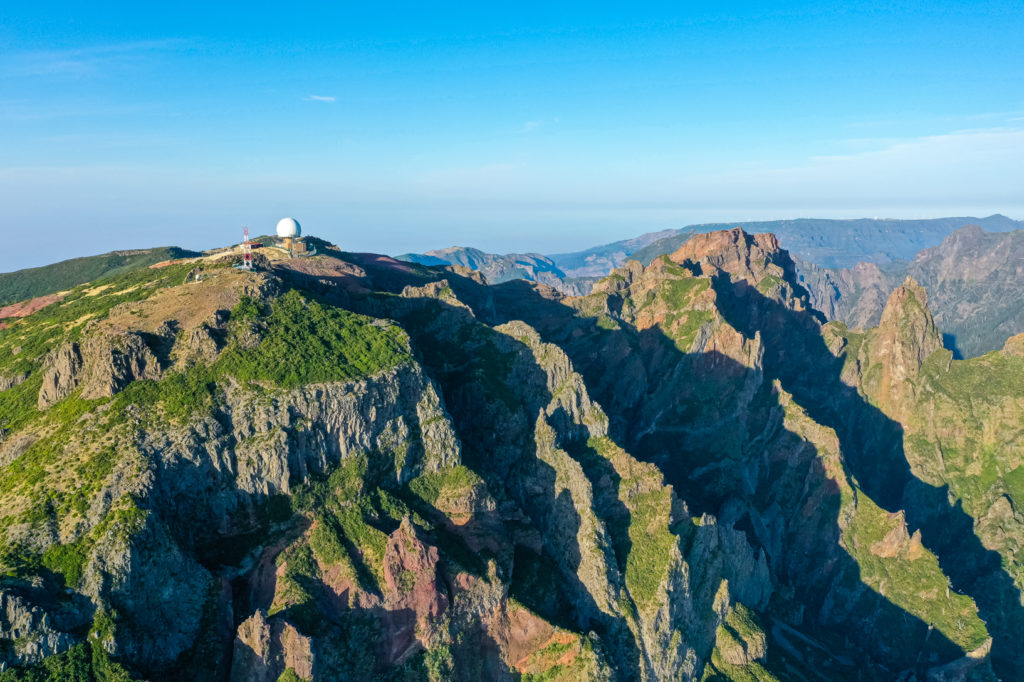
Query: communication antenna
241,226,253,270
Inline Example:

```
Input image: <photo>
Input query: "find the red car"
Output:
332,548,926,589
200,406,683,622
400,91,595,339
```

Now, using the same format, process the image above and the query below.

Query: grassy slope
0,265,422,679
0,247,200,308
0,268,411,571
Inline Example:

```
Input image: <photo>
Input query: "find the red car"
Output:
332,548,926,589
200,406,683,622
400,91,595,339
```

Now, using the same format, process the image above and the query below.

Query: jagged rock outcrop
799,225,1024,357
1004,332,1024,357
2,233,1019,680
0,590,79,667
173,319,226,369
82,509,211,669
0,373,27,392
851,277,944,419
37,342,82,408
874,277,943,382
37,328,167,408
379,519,448,660
228,609,314,682
669,228,783,283
79,330,164,399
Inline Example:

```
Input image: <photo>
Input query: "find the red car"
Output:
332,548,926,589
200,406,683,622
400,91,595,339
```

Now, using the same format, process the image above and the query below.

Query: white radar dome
276,217,301,238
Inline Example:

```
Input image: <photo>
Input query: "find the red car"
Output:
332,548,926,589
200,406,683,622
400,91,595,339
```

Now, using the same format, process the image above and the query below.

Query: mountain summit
0,231,1021,680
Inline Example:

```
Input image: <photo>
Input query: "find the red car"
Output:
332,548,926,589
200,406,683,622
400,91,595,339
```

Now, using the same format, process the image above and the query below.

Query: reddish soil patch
347,253,421,274
274,255,371,293
276,255,366,279
0,292,66,319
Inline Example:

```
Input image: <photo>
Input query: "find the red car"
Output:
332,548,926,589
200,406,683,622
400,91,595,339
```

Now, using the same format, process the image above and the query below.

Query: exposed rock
276,621,314,680
230,609,272,682
380,518,448,662
172,322,224,369
875,278,944,380
1004,332,1024,357
37,342,82,408
36,328,168,408
0,591,78,667
0,373,27,392
800,225,1024,357
858,277,945,418
669,227,787,287
82,510,210,669
228,610,314,682
925,637,993,681
79,330,163,399
870,511,911,558
447,264,488,285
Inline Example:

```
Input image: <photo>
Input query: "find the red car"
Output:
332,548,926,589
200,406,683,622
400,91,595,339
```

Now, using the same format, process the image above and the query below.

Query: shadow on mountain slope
705,273,1024,677
474,279,991,676
942,332,965,360
368,291,644,680
279,253,998,676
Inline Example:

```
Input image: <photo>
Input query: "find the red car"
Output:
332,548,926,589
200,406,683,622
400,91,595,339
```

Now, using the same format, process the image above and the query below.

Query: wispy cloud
1,40,184,79
668,126,1024,209
523,117,560,133
306,95,336,103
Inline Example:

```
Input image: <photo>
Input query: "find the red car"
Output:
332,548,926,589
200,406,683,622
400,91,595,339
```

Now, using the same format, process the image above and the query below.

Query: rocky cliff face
800,225,1024,358
851,277,944,419
0,235,1020,680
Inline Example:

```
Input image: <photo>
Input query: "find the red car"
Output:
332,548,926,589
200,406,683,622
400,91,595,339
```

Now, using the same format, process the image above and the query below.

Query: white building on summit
275,217,306,254
276,217,301,238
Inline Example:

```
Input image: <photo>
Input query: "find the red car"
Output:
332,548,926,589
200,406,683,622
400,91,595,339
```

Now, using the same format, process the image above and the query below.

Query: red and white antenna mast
241,226,253,270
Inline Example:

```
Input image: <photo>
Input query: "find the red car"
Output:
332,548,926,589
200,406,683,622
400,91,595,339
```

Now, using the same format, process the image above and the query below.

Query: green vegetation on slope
0,642,136,682
0,247,200,308
408,465,482,505
292,455,404,593
842,489,989,652
110,290,411,424
585,437,678,612
0,261,201,432
0,280,411,588
220,291,411,388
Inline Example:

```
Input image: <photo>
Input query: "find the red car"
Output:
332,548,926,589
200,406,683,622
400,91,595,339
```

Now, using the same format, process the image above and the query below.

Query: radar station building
276,217,308,255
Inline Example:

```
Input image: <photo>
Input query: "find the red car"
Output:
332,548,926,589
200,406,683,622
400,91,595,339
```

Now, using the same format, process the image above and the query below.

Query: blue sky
2,1,1023,271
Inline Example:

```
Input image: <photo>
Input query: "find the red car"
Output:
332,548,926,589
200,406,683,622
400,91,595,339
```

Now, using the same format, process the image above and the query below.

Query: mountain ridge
0,230,1021,679
0,247,203,308
799,224,1024,358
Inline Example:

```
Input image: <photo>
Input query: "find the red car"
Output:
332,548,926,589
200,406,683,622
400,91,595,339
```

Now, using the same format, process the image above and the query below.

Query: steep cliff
0,233,1019,680
800,226,1024,358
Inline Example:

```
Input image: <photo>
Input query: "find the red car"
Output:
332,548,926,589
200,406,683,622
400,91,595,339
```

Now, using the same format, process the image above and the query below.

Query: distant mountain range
396,246,600,295
396,215,1024,357
398,215,1022,288
798,225,1024,358
3,227,1023,678
552,214,1023,274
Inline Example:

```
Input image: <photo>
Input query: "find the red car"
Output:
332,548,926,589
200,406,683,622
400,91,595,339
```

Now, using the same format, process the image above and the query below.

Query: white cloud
523,120,542,132
610,126,1024,215
306,95,336,103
